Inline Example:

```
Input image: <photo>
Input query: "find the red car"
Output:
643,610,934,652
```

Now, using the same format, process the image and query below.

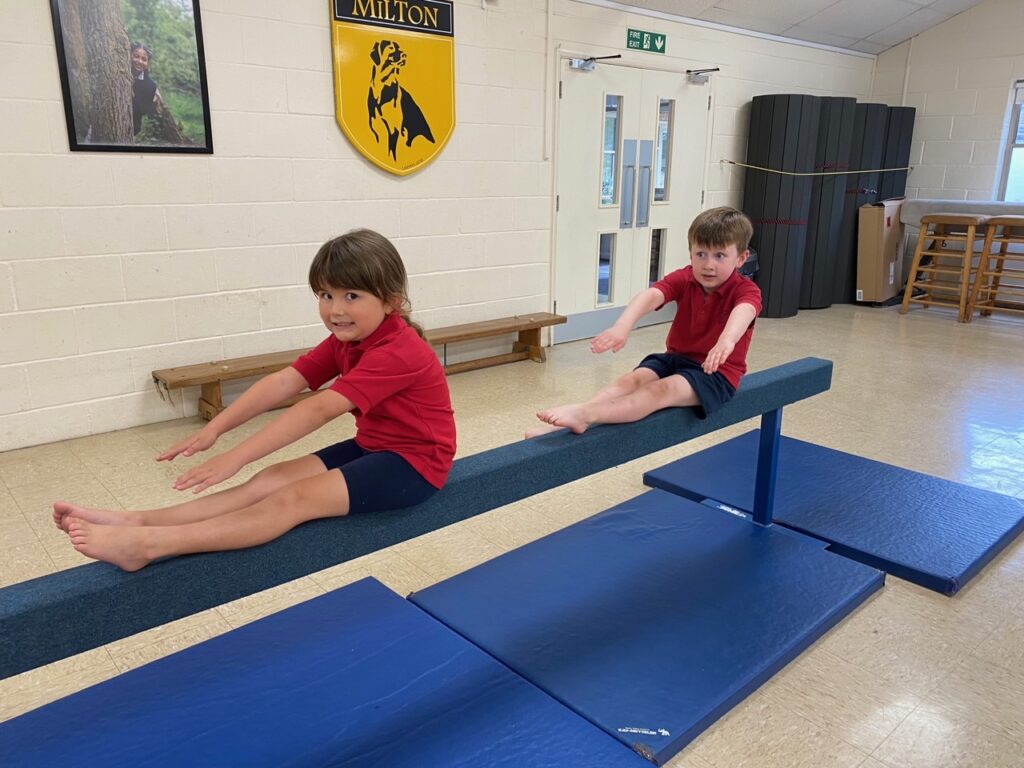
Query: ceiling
607,0,988,54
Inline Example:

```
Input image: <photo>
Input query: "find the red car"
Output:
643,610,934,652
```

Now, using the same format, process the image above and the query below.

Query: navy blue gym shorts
635,352,736,419
313,439,438,513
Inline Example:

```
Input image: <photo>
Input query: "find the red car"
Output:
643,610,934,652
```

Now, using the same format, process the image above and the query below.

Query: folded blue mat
412,490,883,764
643,430,1024,594
0,578,650,768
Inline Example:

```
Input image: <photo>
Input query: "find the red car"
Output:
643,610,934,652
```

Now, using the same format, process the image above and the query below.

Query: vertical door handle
620,139,638,228
636,140,654,228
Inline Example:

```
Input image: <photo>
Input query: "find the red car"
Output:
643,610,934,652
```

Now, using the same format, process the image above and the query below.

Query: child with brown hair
55,229,456,571
528,206,761,436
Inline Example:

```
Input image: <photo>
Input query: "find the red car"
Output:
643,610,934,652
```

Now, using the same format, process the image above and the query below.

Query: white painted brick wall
174,293,262,340
63,207,169,256
123,251,219,300
1,156,116,207
257,287,317,331
923,140,976,165
0,264,13,314
215,246,300,291
26,351,134,409
13,256,124,310
0,0,874,450
222,327,311,359
2,310,78,363
112,156,213,204
0,366,30,415
76,302,178,353
0,42,59,100
400,199,463,238
0,210,65,261
871,0,1024,200
0,101,52,153
210,159,294,203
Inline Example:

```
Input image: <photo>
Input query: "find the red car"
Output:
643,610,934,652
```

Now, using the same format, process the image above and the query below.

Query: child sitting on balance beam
54,229,456,572
528,206,761,437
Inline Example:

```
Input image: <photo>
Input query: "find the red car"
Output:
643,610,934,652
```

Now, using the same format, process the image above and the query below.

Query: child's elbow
314,390,353,421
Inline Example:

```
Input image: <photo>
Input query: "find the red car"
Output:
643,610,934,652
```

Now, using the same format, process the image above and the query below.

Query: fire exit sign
627,28,666,54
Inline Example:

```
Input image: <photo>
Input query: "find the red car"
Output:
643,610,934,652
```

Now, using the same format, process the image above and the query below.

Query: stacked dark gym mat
742,95,915,317
801,97,856,310
742,94,821,318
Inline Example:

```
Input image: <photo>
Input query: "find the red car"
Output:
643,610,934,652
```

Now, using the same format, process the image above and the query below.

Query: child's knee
250,463,287,488
618,369,650,388
261,481,310,517
648,377,675,399
246,462,298,500
614,371,636,387
646,376,695,406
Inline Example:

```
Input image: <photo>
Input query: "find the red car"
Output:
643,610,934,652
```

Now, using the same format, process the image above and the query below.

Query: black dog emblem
367,40,435,162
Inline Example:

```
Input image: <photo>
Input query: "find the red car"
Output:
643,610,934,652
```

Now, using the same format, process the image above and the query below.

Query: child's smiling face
132,48,150,74
316,285,393,342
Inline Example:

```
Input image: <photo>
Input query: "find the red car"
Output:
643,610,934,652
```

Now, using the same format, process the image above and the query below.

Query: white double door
553,59,710,342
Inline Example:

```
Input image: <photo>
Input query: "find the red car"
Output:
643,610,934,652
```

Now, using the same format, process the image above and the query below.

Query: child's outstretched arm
591,287,665,354
158,367,311,462
172,389,354,493
703,302,758,374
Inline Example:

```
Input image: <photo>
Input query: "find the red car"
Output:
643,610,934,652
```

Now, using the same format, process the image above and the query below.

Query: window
597,233,615,304
998,81,1024,202
600,95,622,205
654,99,674,202
649,229,665,286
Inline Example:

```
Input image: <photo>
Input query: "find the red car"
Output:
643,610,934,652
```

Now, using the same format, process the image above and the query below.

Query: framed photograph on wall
49,0,213,153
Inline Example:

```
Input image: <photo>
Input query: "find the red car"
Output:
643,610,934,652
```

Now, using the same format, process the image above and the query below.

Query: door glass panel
598,232,615,304
649,228,665,286
654,99,674,202
601,95,622,205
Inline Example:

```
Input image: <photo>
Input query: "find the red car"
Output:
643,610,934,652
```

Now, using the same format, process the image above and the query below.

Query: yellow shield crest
331,0,455,176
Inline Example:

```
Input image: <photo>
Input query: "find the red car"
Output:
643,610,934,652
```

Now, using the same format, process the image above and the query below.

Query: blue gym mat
0,578,650,768
643,430,1024,595
412,490,883,764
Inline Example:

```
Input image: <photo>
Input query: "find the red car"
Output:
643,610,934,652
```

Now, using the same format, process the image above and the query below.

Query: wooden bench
428,312,566,374
153,312,566,420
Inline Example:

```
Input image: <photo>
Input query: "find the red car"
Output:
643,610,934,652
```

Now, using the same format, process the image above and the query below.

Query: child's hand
591,327,628,354
157,426,219,462
703,339,735,374
173,453,243,494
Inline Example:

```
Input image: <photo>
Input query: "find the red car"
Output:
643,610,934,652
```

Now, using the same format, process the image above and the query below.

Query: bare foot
53,501,141,533
66,518,153,572
525,423,564,439
536,404,591,434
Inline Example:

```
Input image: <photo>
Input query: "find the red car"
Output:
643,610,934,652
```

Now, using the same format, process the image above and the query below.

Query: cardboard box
857,198,905,303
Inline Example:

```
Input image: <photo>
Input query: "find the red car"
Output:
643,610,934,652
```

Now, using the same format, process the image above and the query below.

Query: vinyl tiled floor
2,304,1023,768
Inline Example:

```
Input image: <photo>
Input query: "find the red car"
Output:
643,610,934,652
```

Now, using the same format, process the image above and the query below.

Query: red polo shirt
652,266,762,389
291,313,456,488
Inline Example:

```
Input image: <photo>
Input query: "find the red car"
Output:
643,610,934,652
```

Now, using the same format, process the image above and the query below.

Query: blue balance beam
0,357,832,681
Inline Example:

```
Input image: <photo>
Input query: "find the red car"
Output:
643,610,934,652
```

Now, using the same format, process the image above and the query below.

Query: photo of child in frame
49,0,213,153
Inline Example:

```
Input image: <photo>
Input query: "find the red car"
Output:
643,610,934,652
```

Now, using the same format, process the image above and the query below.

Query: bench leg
198,383,224,421
513,328,545,362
